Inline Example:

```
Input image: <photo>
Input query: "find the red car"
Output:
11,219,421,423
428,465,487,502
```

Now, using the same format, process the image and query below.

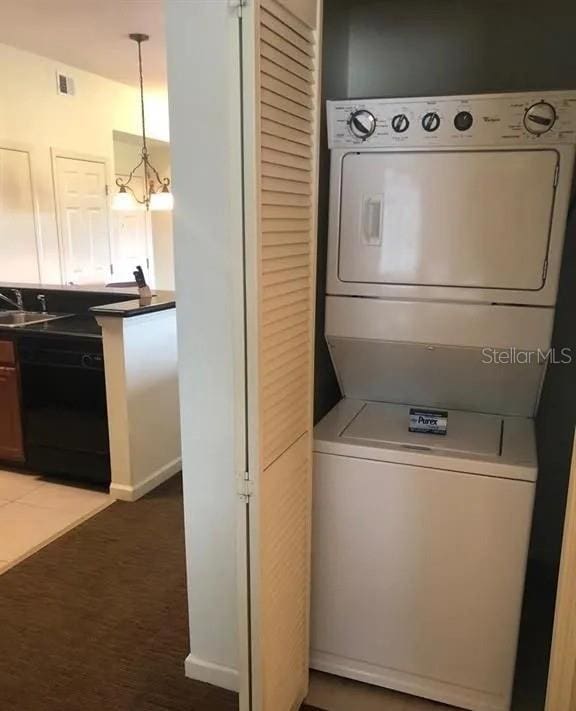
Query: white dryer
310,91,576,711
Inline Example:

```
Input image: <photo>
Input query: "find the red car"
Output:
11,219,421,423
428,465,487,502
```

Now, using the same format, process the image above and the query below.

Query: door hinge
554,163,560,187
231,0,247,17
105,184,110,196
542,259,548,284
237,472,253,500
110,263,114,275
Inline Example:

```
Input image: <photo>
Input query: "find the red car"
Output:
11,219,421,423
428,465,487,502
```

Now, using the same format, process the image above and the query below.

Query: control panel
328,91,576,148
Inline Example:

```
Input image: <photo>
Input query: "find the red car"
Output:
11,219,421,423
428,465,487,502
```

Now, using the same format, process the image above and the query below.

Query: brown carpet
0,475,321,711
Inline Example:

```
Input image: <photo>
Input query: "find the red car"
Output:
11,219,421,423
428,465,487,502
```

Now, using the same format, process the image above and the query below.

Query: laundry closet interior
311,1,576,710
168,1,576,710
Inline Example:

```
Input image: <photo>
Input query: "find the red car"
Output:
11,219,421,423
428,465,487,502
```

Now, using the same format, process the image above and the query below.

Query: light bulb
112,189,138,211
149,189,174,212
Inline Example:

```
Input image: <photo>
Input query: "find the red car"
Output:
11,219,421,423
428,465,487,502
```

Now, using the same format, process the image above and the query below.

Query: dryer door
338,149,558,291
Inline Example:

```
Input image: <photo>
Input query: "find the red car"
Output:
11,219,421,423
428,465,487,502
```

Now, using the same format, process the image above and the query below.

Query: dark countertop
0,283,176,333
0,281,140,296
0,315,102,340
90,291,176,318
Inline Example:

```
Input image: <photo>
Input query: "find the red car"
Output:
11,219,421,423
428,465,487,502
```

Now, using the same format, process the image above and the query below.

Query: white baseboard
110,457,181,502
310,650,509,711
185,653,239,692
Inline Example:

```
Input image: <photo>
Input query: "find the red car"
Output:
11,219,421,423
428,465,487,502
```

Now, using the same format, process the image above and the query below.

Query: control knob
422,112,440,132
391,114,410,133
348,109,376,139
524,101,556,135
454,111,474,132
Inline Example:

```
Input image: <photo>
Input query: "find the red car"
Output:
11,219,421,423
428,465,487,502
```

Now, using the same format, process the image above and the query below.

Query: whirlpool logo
481,348,573,365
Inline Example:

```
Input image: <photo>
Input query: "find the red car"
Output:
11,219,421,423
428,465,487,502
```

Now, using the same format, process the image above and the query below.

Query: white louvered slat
263,256,309,275
260,47,313,85
261,119,312,146
261,74,313,109
261,89,313,121
261,0,315,40
262,281,310,305
262,217,311,232
262,353,309,392
262,308,309,336
262,203,310,219
260,26,315,70
262,242,310,259
261,58,311,96
262,163,311,184
262,266,309,289
262,322,310,355
261,149,311,172
262,232,310,247
261,190,311,207
263,297,309,324
262,177,311,195
263,376,309,412
260,10,315,57
262,133,311,159
261,105,311,134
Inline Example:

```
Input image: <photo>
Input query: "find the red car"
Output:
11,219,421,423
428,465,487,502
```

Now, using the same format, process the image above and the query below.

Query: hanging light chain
114,33,171,209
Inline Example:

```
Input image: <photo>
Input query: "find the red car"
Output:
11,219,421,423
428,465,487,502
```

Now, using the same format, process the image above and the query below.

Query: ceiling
0,0,167,91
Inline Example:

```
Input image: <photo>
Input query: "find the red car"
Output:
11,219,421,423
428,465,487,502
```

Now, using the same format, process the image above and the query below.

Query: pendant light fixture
112,33,173,212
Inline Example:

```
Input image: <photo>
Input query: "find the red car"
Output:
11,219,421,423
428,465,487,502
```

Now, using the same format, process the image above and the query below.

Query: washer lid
342,402,503,457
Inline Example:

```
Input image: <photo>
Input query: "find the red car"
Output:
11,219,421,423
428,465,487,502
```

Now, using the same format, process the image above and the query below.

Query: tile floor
307,672,458,711
0,468,112,574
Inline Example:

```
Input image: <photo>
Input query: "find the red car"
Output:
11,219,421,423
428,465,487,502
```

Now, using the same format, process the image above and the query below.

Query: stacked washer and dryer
310,92,576,711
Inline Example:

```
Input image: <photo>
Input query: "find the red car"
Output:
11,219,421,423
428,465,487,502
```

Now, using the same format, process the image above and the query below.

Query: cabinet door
0,366,24,462
241,1,322,709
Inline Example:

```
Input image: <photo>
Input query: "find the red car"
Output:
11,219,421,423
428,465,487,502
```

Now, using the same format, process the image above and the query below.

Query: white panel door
0,147,40,282
111,174,151,282
54,156,111,285
338,149,558,290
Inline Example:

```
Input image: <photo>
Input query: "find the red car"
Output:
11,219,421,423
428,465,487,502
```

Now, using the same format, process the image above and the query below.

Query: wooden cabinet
0,340,24,462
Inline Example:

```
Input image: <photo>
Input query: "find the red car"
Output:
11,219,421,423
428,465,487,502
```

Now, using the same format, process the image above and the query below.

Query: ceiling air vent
56,71,75,96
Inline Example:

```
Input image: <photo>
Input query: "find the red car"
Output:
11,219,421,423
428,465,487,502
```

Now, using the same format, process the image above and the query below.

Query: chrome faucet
0,289,24,311
13,289,23,310
37,294,47,313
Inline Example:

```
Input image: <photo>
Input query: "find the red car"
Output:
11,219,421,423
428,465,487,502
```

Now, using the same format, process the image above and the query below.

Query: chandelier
112,33,173,212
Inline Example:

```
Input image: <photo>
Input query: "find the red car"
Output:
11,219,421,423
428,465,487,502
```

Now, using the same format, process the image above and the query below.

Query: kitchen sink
0,311,72,328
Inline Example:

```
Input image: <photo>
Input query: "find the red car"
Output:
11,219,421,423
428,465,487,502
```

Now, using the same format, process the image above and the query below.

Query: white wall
166,0,244,691
0,41,169,284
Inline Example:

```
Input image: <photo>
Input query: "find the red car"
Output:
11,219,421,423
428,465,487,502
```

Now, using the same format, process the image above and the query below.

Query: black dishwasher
18,336,110,485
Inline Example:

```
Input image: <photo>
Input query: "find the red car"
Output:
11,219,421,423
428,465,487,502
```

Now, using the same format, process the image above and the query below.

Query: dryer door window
338,149,558,290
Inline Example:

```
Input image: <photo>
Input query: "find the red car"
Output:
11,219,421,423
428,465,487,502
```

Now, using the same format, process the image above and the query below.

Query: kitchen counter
94,302,180,501
0,314,102,339
89,291,176,318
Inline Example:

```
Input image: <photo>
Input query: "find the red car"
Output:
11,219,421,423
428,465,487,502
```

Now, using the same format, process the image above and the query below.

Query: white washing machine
312,400,536,711
311,91,576,711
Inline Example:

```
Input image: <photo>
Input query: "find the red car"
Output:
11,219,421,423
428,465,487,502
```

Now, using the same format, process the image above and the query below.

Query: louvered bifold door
240,1,322,710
